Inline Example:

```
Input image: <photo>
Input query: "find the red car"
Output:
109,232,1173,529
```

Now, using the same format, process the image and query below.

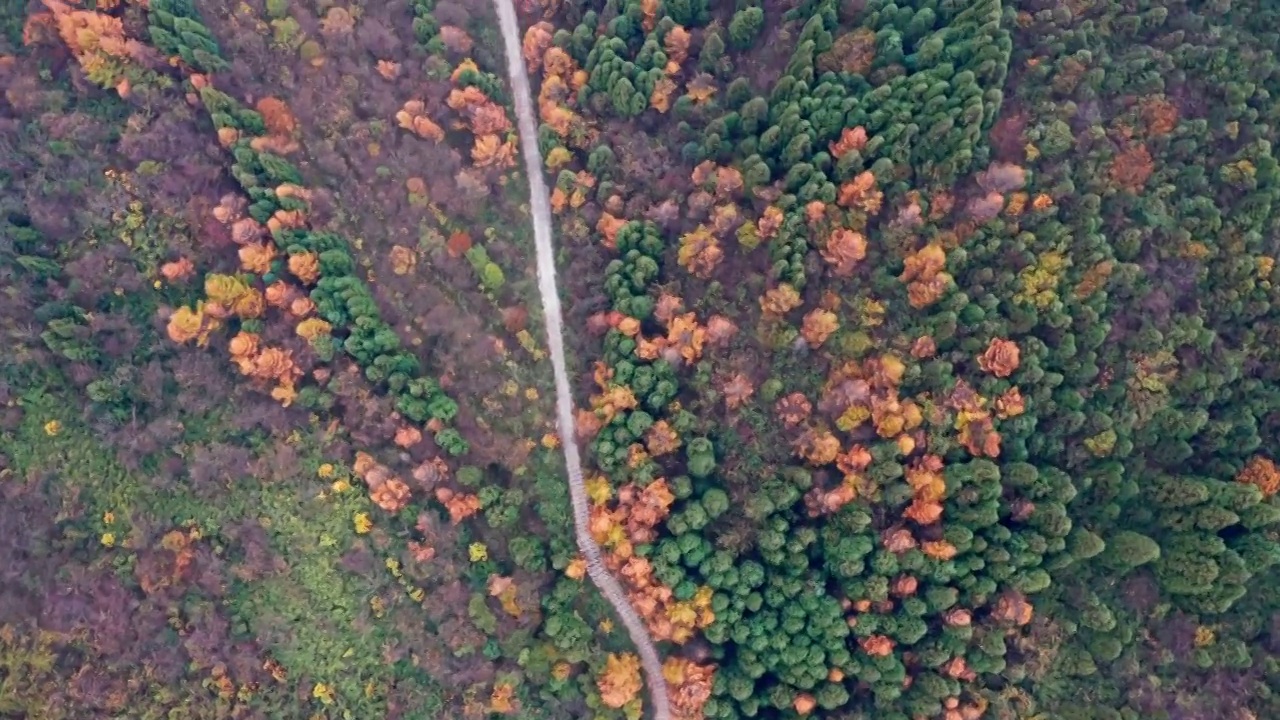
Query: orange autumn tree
1109,143,1154,192
677,225,724,278
801,308,839,348
352,451,413,513
1237,455,1280,497
820,228,867,277
36,0,139,96
663,657,714,720
899,242,953,309
256,96,297,136
446,62,517,168
978,338,1021,377
760,283,803,318
597,653,642,709
837,170,884,214
396,100,446,142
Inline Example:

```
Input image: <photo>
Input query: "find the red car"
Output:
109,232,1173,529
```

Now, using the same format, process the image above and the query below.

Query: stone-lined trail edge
490,0,673,717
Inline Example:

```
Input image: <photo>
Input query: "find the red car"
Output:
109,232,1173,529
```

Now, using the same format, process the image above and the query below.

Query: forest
3,0,1280,718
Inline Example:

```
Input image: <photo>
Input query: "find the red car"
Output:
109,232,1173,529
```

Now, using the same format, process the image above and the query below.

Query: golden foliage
597,653,643,709
238,243,276,274
205,273,251,306
796,428,841,466
490,682,517,715
757,205,784,240
543,47,574,77
216,127,240,148
663,657,714,720
957,410,1000,458
922,540,957,560
471,134,516,168
801,308,839,348
396,100,446,142
267,209,305,235
899,243,952,309
288,252,320,285
167,305,208,345
390,245,417,275
994,387,1025,419
545,146,573,170
549,187,568,213
640,0,659,31
665,313,706,365
522,22,553,65
229,331,260,364
296,317,332,342
677,225,724,279
1004,192,1028,217
1016,250,1067,309
211,193,243,224
591,385,639,424
249,134,301,155
760,283,803,318
40,1,132,94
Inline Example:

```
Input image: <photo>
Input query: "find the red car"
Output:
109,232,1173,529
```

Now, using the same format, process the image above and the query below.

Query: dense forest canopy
3,0,1280,719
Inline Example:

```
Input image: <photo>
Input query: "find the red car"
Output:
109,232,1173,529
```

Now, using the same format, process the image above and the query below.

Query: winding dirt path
490,1,673,717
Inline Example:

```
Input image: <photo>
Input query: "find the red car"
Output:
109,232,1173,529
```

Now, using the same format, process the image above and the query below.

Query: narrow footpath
489,1,673,717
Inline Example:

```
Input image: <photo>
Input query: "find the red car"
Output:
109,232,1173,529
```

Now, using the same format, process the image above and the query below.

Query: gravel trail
490,1,673,717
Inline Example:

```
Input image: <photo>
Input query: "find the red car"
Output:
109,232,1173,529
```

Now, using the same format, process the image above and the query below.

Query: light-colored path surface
490,1,673,718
